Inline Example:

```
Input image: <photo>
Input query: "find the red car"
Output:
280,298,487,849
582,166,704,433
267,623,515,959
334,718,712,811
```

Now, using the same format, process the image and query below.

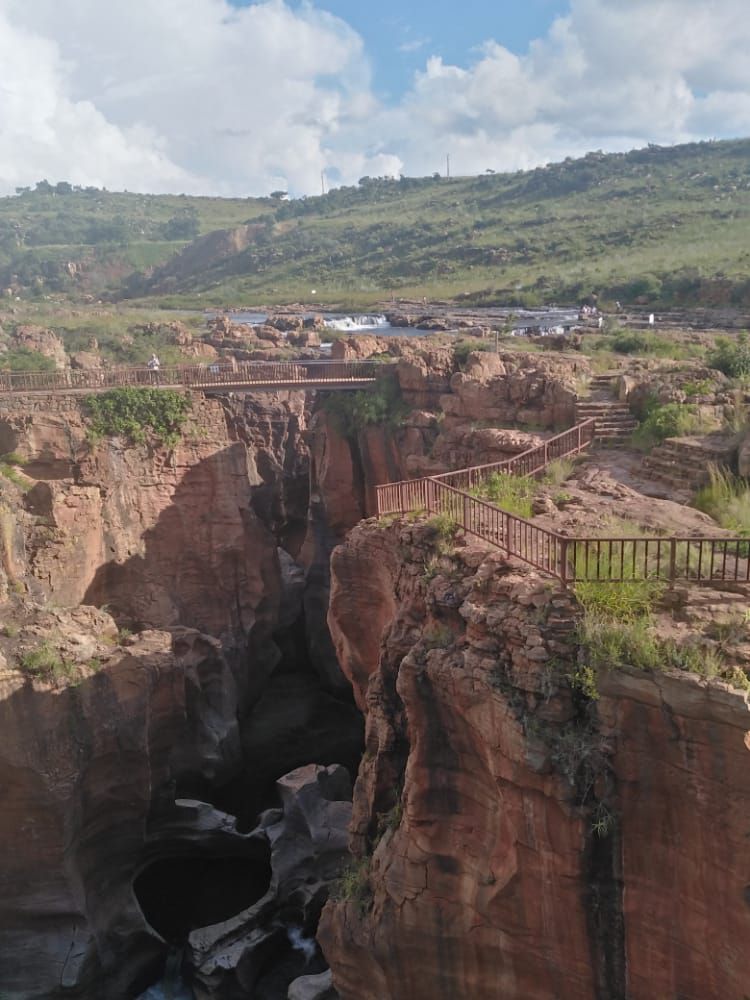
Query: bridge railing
430,420,596,492
0,359,388,394
376,420,750,585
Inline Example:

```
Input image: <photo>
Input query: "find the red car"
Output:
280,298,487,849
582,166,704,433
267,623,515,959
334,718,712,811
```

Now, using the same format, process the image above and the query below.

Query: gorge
0,336,748,1000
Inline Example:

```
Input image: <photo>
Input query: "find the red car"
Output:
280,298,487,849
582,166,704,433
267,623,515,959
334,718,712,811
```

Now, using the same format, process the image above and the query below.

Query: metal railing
0,359,387,395
376,420,750,586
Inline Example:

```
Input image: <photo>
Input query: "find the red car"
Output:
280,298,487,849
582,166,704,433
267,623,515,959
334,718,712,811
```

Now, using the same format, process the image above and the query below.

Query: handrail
375,420,750,586
0,359,391,395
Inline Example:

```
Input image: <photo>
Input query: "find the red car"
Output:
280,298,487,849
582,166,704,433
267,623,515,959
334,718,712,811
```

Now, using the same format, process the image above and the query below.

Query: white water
323,314,389,332
287,925,317,963
136,948,193,1000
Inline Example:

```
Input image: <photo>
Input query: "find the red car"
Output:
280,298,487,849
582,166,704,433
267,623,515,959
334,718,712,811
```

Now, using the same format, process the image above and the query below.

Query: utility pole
321,171,326,196
446,154,450,180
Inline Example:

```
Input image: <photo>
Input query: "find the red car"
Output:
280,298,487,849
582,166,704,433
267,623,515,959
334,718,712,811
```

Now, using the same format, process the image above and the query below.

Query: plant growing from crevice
321,371,406,439
331,857,373,915
83,387,192,448
426,511,459,554
19,640,72,680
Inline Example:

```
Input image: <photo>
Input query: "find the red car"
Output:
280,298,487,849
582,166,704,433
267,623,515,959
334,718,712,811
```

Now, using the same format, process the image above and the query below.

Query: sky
0,0,749,198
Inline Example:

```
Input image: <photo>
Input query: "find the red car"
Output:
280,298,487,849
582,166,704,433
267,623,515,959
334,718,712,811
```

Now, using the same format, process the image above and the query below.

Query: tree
269,190,288,200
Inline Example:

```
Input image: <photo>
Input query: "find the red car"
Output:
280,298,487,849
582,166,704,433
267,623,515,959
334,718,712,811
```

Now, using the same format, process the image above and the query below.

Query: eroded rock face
0,394,281,648
598,668,750,999
188,764,351,1000
0,624,242,999
320,519,750,1000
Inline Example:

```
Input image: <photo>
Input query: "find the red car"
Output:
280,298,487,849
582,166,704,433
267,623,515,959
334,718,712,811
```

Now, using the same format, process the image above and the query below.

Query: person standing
147,353,161,384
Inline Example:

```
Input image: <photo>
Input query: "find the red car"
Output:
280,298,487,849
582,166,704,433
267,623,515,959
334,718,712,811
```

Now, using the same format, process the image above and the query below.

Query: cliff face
320,519,750,1000
0,388,363,998
0,622,241,997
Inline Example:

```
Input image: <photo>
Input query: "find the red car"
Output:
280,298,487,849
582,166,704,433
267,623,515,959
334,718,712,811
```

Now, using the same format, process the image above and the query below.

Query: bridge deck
0,360,387,396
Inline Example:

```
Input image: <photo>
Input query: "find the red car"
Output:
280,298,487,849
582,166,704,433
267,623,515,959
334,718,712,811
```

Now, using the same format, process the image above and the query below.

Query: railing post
559,537,569,587
668,538,677,588
577,424,582,452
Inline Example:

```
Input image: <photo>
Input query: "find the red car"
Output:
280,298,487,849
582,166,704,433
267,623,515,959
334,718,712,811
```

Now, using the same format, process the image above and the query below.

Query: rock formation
319,519,750,1000
1,342,748,1000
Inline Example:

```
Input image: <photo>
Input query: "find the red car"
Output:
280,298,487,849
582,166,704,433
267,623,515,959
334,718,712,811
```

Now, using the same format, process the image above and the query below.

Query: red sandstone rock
320,520,750,1000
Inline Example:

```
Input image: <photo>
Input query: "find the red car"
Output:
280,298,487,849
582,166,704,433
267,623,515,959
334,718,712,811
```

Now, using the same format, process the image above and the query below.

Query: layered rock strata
320,519,750,1000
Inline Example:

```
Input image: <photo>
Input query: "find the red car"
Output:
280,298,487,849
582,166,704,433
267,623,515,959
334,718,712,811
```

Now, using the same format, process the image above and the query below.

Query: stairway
641,437,735,495
575,374,638,447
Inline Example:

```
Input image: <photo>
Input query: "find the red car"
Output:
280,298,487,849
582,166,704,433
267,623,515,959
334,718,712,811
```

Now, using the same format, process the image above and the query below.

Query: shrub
0,349,56,373
707,334,750,378
694,465,750,537
427,511,458,540
470,471,535,518
0,463,30,491
322,372,405,439
331,858,372,914
83,388,192,447
19,640,71,679
454,338,492,366
631,402,710,449
543,457,575,487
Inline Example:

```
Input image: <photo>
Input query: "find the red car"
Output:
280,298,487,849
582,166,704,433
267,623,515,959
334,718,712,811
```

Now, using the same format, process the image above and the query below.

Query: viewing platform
0,359,387,395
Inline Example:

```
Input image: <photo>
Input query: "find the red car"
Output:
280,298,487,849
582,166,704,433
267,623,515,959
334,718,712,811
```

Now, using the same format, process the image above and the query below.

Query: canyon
0,337,748,999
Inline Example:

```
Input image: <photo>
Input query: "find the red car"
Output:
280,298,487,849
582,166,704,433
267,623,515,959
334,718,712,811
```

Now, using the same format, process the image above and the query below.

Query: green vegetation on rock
83,387,192,447
321,371,405,439
0,348,56,372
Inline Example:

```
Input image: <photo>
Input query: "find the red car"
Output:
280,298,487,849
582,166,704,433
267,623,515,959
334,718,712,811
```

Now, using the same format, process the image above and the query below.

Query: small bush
332,858,372,914
454,338,492,366
707,334,750,378
322,372,406,439
0,349,56,373
19,641,70,679
543,458,575,487
83,388,192,448
682,379,713,398
427,511,459,551
631,402,711,449
422,624,453,649
471,471,535,518
694,465,750,537
0,464,30,491
1,624,18,638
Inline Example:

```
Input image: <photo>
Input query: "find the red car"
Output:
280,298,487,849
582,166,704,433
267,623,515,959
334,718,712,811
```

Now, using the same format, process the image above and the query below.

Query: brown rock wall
321,520,750,1000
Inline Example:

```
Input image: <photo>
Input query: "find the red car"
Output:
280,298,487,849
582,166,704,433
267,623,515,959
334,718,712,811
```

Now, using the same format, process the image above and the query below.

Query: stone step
641,462,707,483
644,455,711,474
657,443,732,463
593,418,637,427
577,407,632,417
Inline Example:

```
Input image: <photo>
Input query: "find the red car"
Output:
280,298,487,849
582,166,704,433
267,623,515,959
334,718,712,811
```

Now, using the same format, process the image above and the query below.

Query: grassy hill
3,138,750,309
0,184,271,298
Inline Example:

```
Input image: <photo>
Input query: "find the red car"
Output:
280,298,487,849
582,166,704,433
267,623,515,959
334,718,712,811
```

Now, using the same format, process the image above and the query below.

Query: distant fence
0,359,387,395
376,420,750,586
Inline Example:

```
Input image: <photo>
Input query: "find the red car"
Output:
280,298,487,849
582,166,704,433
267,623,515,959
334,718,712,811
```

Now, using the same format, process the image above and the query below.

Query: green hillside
0,183,271,297
3,138,750,309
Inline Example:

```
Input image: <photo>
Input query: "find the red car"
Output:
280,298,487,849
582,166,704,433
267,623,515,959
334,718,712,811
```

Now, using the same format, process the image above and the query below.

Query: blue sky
278,0,570,99
2,0,749,196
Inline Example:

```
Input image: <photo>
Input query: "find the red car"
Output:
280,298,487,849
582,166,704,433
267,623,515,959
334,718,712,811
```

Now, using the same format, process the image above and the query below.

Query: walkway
376,421,749,587
0,360,386,395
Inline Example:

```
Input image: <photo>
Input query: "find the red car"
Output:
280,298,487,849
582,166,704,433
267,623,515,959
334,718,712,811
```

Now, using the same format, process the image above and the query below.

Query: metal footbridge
0,360,386,395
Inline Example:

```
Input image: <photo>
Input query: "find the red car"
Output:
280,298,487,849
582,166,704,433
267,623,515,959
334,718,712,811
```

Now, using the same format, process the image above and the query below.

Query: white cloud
0,0,399,196
0,0,748,195
374,0,750,178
